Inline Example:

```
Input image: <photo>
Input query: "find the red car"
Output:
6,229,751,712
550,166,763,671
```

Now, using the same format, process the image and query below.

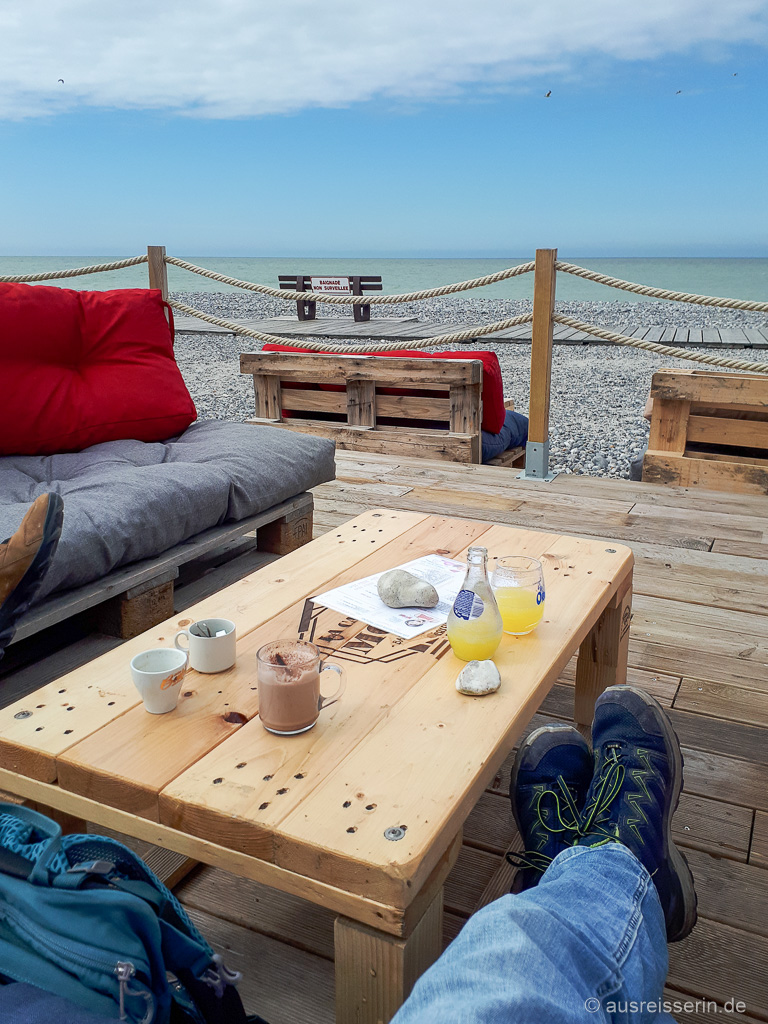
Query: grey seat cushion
0,421,335,603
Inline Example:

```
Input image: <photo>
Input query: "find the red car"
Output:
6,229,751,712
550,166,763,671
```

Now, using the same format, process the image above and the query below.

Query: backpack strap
0,802,63,886
0,846,34,880
0,802,62,843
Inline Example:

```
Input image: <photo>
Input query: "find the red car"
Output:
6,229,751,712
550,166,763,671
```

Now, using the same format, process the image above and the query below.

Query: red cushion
0,285,197,455
261,345,505,433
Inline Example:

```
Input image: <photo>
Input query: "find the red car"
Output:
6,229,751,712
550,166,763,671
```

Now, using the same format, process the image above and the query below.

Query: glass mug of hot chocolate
256,640,346,735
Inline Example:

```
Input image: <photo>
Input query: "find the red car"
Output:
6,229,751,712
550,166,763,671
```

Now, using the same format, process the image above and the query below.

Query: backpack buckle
67,859,116,876
201,953,242,997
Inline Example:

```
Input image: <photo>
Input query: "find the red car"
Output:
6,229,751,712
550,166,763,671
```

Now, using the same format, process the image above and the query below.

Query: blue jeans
393,845,674,1024
481,410,529,463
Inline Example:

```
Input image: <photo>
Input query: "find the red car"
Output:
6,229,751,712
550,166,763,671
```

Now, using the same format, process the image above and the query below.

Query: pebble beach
173,293,768,480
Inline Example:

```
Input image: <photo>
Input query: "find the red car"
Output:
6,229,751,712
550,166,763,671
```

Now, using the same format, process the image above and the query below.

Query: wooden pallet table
0,509,632,1023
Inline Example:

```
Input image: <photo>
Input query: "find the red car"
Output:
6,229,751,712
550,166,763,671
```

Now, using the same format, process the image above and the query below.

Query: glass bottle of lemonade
447,546,503,661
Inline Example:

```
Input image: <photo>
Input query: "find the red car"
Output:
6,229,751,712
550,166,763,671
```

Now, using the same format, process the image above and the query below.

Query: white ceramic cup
130,648,188,714
174,618,236,673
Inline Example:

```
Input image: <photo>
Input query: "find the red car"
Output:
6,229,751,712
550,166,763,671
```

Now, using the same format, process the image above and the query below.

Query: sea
1,256,767,303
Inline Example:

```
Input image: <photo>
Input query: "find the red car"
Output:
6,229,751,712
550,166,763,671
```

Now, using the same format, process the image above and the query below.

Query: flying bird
545,90,551,98
57,79,64,84
675,90,682,95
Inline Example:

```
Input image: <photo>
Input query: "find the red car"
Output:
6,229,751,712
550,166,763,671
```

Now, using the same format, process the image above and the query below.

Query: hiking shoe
507,724,593,892
0,493,64,655
577,685,698,942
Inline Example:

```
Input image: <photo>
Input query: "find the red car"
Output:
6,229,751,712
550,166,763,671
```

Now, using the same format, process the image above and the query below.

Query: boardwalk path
173,314,768,348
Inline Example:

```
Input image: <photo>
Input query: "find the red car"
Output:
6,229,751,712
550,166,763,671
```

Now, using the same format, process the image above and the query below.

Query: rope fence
169,298,534,353
4,246,767,481
4,252,765,317
164,256,536,305
554,261,768,313
551,314,768,374
3,248,765,372
169,299,768,372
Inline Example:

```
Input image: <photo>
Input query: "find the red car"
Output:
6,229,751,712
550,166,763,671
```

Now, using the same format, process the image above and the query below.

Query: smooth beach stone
455,660,502,696
377,569,439,609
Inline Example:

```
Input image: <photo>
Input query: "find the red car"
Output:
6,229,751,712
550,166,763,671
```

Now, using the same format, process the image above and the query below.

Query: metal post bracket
518,441,559,481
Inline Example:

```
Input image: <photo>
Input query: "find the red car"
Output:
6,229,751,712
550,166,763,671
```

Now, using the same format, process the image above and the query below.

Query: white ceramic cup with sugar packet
174,618,237,673
130,648,188,714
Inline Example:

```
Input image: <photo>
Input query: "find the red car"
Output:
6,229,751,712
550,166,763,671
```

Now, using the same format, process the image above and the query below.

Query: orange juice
446,617,503,661
447,546,503,662
495,586,545,635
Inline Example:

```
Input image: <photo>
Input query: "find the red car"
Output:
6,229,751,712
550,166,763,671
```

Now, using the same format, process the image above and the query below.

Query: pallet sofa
0,284,336,643
642,369,768,494
240,346,526,467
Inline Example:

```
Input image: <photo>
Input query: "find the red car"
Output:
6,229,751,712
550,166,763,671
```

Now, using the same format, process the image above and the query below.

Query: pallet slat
241,353,481,386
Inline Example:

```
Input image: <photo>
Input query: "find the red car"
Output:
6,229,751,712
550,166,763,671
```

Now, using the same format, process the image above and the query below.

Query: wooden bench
8,493,314,645
278,274,382,322
642,368,768,494
240,351,525,467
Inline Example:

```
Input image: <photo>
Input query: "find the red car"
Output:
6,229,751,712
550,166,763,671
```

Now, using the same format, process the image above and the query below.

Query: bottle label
536,582,546,605
453,589,485,621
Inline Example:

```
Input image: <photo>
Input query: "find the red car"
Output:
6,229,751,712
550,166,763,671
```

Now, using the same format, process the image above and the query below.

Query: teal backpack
0,803,264,1023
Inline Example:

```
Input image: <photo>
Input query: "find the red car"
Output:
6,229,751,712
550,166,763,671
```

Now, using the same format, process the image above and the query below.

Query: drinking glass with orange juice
491,556,545,635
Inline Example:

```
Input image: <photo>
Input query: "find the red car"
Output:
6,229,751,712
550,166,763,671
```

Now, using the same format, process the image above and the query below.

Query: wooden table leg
574,571,633,727
335,888,443,1024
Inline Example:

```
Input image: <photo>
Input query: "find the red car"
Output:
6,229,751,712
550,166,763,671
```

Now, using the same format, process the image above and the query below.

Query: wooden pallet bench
8,493,314,645
642,368,768,494
278,274,382,322
241,351,525,467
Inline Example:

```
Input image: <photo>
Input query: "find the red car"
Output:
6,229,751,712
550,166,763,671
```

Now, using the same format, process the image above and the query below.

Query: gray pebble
377,569,439,609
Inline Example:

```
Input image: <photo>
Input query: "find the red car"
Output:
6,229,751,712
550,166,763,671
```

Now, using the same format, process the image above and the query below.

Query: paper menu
312,554,466,640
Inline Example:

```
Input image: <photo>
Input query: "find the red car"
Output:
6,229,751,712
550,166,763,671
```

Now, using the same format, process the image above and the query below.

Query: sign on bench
309,277,352,294
278,274,383,323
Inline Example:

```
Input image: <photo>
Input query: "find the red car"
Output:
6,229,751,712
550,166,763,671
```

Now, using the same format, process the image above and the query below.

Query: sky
1,0,767,257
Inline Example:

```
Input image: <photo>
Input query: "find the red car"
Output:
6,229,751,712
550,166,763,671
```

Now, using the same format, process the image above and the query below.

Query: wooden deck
173,314,768,348
2,455,767,1022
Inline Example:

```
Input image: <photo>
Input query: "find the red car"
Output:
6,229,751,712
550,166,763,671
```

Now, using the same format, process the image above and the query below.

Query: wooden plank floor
173,314,768,348
2,458,767,1023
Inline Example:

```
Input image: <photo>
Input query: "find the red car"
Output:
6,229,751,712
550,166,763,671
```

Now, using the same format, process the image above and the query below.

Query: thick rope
169,298,533,352
172,299,768,371
555,261,768,313
4,253,766,319
165,256,536,305
552,314,768,374
0,255,148,283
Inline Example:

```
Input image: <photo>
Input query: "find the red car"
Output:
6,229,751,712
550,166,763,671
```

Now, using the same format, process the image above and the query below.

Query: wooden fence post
147,245,169,301
521,248,557,480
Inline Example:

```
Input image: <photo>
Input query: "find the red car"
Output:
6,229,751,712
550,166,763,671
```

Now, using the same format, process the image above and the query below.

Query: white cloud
1,0,766,119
